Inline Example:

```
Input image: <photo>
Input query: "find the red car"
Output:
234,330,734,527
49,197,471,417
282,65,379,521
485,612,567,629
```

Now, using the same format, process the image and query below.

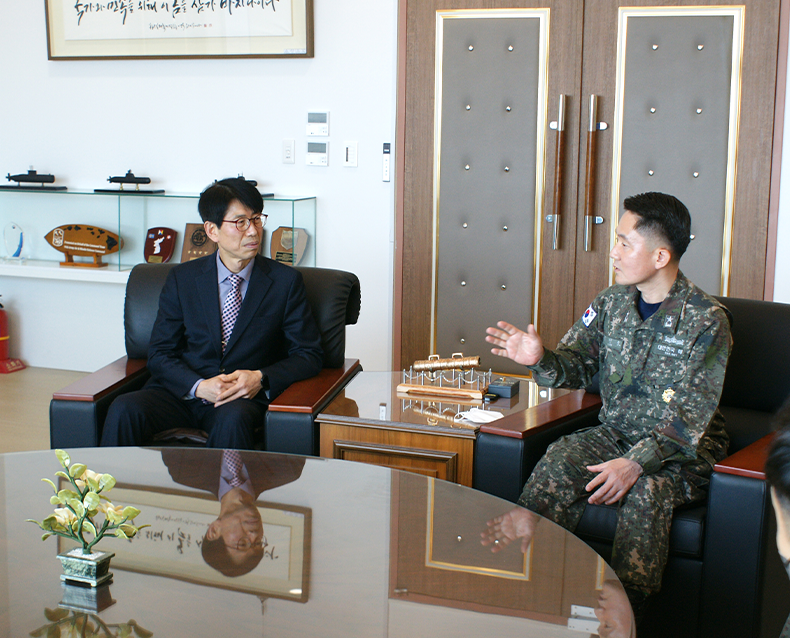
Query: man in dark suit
160,448,305,577
101,178,323,449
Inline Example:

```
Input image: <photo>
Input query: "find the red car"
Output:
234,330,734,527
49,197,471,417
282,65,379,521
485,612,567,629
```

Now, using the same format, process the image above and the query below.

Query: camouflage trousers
517,425,710,594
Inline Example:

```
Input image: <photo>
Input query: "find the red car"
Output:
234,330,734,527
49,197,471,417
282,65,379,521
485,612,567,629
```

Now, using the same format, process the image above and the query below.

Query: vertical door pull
583,95,608,252
548,94,566,250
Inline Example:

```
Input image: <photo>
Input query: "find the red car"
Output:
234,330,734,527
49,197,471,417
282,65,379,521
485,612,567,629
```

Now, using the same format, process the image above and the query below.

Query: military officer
483,192,732,613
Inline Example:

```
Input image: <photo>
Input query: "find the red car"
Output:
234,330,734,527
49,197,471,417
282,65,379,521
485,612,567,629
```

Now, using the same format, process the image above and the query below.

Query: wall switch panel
282,139,295,164
343,141,358,167
382,142,391,181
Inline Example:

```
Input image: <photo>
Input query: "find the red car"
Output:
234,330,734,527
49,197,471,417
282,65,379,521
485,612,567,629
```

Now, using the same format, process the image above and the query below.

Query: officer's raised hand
486,321,545,366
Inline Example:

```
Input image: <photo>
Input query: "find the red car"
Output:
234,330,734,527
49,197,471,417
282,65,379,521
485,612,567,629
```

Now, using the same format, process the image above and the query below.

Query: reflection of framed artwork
45,0,314,60
426,479,531,580
58,485,311,602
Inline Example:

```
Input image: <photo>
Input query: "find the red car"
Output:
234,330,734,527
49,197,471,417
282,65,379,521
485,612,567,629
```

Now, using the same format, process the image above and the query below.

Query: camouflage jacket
528,272,731,474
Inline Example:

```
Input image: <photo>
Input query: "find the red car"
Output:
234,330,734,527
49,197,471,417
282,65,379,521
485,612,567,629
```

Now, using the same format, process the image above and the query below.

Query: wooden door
395,0,784,370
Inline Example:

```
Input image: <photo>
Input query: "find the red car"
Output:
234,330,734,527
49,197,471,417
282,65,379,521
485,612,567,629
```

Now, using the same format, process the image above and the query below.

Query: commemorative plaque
44,225,123,268
144,227,176,263
180,223,217,262
270,226,309,266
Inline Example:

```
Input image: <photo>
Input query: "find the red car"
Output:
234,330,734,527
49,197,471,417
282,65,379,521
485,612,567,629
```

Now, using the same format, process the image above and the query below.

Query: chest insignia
664,315,676,329
662,387,675,403
582,305,597,327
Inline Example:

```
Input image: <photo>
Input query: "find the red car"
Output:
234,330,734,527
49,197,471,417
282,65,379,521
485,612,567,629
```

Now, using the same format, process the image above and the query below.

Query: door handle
548,94,566,250
583,94,607,252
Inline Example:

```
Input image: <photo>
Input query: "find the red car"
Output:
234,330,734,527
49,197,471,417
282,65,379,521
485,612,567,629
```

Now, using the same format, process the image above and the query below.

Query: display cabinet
0,190,316,282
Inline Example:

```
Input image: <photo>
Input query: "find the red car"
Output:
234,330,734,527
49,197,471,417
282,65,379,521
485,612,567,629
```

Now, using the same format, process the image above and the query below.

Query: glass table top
319,371,578,433
0,447,633,637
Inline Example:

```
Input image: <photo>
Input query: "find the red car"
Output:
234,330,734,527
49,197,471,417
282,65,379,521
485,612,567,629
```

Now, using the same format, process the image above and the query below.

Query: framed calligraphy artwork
57,484,312,602
45,0,314,60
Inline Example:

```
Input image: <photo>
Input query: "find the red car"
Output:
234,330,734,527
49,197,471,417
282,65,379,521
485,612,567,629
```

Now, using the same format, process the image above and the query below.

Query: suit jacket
159,448,305,498
147,253,323,401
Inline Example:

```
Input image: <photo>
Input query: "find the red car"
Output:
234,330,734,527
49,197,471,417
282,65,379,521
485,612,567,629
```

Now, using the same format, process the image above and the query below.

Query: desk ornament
3,221,24,261
144,227,176,263
27,449,149,587
1,169,67,191
94,170,164,194
398,353,493,402
270,226,309,265
30,608,153,637
180,222,217,262
44,225,122,268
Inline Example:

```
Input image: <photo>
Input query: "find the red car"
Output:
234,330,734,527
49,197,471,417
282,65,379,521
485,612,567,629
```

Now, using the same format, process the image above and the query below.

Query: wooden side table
317,371,601,488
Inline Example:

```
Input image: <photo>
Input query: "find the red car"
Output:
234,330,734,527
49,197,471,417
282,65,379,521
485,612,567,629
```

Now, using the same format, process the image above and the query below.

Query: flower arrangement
27,450,148,555
31,608,153,638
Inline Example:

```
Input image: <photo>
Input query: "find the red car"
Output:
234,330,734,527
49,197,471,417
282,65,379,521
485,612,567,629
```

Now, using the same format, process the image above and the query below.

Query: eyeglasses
232,536,267,551
219,214,267,232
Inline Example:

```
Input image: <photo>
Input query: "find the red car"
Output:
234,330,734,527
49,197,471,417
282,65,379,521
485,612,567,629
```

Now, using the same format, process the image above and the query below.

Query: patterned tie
223,449,245,488
221,274,243,353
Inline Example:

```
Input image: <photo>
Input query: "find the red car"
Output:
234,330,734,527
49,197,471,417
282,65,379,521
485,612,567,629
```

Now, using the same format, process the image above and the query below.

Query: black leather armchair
49,262,361,454
474,296,790,638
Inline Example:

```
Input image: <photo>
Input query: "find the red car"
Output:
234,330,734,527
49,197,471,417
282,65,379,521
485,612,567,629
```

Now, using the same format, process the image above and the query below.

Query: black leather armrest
265,359,361,455
49,356,149,448
699,434,790,638
473,391,602,502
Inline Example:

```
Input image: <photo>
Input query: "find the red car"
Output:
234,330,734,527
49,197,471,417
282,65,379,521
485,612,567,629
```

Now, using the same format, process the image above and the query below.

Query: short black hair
201,536,264,577
623,192,692,261
198,177,264,227
767,399,790,509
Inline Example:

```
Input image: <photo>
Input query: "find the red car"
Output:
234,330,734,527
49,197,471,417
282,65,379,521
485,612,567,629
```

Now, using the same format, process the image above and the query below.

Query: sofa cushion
575,502,707,559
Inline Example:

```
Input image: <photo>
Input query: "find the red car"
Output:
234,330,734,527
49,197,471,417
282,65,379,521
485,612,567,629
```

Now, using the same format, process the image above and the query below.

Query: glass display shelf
0,189,316,281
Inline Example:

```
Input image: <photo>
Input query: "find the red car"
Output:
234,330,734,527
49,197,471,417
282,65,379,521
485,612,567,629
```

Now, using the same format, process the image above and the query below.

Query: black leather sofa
49,262,361,454
473,296,790,638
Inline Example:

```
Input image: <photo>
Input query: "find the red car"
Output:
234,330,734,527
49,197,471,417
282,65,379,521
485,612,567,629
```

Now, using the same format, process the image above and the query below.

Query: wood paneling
396,0,785,368
319,421,474,486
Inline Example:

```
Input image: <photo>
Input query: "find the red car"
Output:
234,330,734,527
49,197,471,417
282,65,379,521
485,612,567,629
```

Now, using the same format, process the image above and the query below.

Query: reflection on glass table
1,447,633,637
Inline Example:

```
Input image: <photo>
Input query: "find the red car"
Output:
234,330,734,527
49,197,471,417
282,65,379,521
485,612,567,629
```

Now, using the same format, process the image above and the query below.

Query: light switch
282,139,295,164
382,142,391,181
343,141,358,167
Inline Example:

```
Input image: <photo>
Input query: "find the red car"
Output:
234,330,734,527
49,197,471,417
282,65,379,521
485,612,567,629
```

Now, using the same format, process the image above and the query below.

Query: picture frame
45,0,314,60
57,483,311,602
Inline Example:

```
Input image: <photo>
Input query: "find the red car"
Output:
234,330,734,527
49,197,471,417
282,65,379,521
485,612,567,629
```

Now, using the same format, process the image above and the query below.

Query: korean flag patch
582,305,597,327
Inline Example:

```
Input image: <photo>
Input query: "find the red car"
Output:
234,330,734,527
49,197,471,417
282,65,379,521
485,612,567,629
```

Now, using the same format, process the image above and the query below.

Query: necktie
221,274,243,353
223,450,245,488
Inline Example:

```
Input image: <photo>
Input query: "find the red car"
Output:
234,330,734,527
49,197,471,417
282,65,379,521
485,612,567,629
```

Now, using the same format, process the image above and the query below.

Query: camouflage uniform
517,272,731,595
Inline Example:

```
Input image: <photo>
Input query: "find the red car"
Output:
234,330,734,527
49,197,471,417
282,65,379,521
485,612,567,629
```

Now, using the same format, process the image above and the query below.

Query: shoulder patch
582,305,597,327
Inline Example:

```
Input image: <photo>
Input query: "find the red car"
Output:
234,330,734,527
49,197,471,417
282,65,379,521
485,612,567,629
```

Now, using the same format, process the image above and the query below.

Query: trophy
3,222,24,261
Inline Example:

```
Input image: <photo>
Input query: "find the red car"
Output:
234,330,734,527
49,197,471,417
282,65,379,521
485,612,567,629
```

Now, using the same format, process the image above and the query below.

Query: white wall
0,0,398,371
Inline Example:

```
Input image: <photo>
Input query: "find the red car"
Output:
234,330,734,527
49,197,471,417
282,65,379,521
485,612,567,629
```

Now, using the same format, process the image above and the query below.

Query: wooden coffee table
317,371,602,488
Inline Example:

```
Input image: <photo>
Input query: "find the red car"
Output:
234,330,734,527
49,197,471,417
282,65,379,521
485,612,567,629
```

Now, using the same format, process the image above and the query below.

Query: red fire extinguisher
0,296,26,373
